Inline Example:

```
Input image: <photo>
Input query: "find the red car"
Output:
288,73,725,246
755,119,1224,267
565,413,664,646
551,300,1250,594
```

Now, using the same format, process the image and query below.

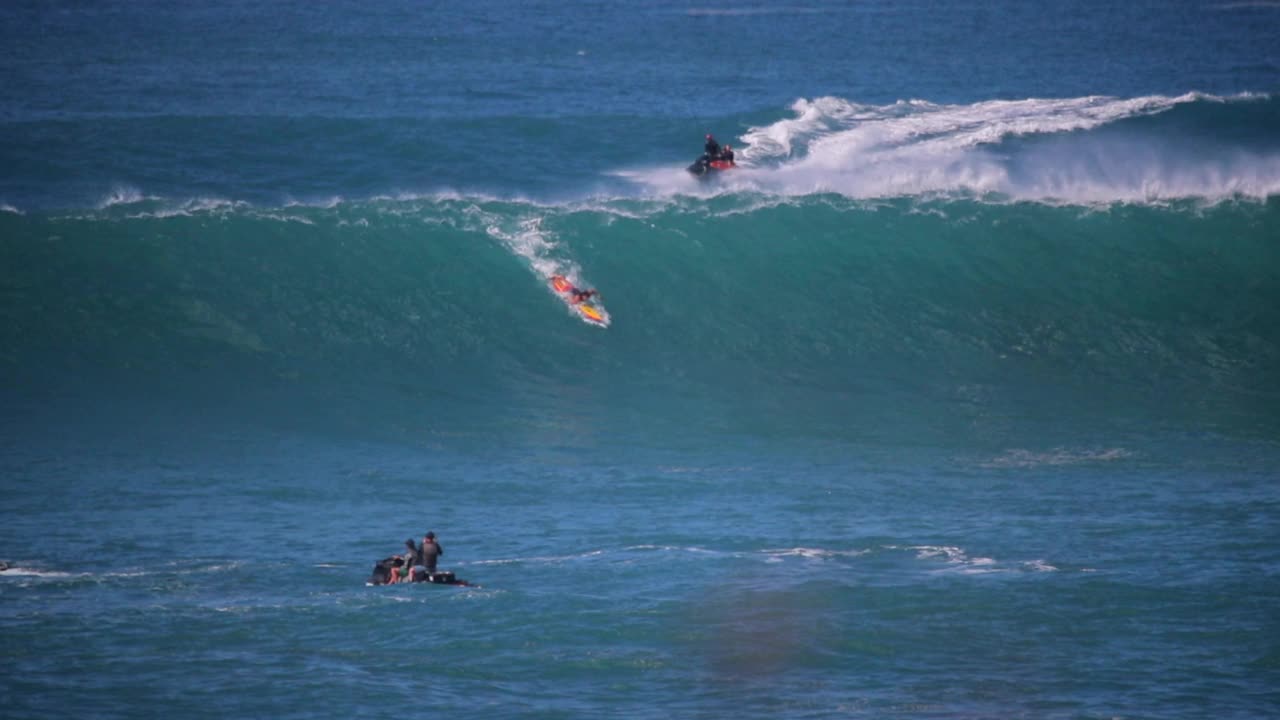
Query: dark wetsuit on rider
703,134,721,162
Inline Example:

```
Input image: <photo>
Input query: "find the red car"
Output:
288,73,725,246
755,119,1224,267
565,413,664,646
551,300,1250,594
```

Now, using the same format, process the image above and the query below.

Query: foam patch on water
981,447,1133,469
0,565,74,578
96,184,155,209
873,544,1003,574
626,545,724,555
762,547,871,561
469,549,607,566
485,214,566,278
685,7,830,16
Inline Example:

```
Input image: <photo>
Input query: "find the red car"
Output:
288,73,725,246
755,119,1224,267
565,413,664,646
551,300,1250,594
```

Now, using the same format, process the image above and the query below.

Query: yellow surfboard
577,303,605,324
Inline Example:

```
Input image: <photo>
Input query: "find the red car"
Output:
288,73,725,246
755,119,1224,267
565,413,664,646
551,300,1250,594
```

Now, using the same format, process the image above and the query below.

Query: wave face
5,87,1280,451
5,192,1278,450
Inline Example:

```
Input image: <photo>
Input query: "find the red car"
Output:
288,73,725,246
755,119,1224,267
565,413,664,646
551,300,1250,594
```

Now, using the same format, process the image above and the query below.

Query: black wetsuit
704,138,720,160
720,148,734,164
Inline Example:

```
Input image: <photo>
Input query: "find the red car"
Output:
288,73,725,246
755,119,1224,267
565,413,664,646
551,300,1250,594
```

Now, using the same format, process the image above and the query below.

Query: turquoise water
3,2,1279,719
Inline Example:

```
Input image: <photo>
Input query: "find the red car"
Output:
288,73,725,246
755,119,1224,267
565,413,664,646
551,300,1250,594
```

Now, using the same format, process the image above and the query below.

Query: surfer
570,288,599,304
719,144,735,165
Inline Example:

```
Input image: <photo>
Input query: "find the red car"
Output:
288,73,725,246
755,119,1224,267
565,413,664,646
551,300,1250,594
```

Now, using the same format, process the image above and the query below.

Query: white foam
906,545,1002,574
625,545,722,555
752,94,1209,162
981,447,1133,469
631,92,1278,203
96,184,154,208
484,214,572,281
469,549,607,566
909,545,969,562
284,195,343,209
254,212,315,225
686,7,830,16
117,195,245,219
0,566,73,578
763,547,870,560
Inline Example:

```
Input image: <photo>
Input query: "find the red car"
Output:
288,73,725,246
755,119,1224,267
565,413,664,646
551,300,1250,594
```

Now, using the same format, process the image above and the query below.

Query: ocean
2,2,1278,718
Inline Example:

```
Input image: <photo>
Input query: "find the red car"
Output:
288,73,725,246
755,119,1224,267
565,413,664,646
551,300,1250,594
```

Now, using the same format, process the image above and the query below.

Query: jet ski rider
704,134,722,161
420,531,443,574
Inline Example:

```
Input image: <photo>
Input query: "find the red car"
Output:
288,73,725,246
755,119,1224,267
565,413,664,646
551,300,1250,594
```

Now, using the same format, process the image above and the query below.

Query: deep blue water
3,2,1279,719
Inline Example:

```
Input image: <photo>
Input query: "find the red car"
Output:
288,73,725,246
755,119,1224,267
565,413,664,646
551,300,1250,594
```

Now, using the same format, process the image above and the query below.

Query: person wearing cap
421,531,444,573
402,537,426,581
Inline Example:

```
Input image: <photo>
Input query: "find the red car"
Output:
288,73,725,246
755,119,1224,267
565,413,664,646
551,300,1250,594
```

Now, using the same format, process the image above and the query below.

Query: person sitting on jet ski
719,144,735,165
389,538,417,583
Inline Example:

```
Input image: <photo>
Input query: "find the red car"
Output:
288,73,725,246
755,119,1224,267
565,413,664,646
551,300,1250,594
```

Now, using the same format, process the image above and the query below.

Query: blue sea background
3,2,1279,718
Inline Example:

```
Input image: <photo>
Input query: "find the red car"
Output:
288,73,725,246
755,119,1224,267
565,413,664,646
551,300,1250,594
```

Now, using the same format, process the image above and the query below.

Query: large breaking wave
3,92,1278,448
3,193,1278,450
